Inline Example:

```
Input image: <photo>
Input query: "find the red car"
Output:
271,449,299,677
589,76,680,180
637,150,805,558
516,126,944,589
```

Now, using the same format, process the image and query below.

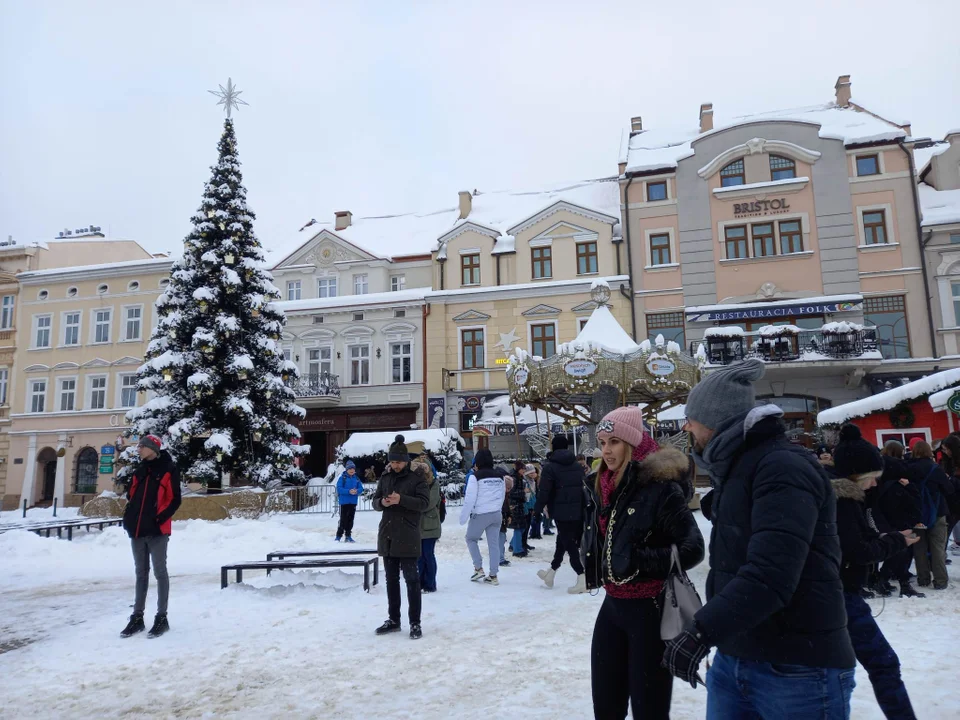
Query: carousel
505,281,703,450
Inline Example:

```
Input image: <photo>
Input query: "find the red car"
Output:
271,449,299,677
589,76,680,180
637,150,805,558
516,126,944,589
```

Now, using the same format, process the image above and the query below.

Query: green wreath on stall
889,403,915,429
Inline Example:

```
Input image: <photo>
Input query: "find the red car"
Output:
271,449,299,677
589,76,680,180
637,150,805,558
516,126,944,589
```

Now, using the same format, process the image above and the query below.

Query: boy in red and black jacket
121,435,182,638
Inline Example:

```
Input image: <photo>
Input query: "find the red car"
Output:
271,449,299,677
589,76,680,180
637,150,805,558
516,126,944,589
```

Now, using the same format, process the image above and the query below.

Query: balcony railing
292,372,341,399
691,328,879,365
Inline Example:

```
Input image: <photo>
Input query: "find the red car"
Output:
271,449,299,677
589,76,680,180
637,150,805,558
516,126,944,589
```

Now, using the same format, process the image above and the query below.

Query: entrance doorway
302,432,328,480
37,447,58,502
75,447,99,494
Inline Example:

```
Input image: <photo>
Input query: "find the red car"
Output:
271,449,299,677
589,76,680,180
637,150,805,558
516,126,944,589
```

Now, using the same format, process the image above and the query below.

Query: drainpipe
899,141,937,358
615,236,622,276
621,176,638,340
422,302,430,428
496,254,501,286
438,258,445,291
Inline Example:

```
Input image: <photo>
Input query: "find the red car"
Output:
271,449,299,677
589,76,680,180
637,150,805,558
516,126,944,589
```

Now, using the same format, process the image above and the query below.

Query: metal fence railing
265,483,464,515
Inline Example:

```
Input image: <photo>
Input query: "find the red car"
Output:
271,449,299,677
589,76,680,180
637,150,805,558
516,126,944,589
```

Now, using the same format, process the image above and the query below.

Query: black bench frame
221,557,379,592
0,518,122,541
266,548,377,561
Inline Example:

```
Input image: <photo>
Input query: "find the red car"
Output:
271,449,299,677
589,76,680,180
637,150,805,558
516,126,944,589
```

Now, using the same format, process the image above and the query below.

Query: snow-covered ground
1,510,957,719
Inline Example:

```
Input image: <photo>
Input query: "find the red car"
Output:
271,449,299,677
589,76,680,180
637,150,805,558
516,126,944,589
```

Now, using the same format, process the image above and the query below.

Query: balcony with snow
291,371,341,405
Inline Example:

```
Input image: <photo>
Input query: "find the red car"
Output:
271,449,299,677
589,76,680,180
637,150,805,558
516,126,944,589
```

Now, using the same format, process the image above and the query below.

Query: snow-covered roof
563,304,638,354
817,368,960,426
928,385,960,412
621,104,906,175
268,178,621,265
16,256,174,279
473,395,577,428
913,142,950,176
338,428,464,458
276,286,429,314
919,184,960,228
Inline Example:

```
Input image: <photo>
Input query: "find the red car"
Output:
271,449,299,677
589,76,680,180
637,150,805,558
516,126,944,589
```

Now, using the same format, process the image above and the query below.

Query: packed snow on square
1,508,957,719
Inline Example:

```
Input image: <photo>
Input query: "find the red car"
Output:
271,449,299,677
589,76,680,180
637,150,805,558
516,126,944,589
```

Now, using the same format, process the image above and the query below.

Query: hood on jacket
638,446,691,485
549,449,576,466
831,477,865,502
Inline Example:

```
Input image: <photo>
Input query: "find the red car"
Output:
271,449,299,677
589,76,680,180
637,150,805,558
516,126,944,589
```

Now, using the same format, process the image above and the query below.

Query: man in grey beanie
662,360,855,718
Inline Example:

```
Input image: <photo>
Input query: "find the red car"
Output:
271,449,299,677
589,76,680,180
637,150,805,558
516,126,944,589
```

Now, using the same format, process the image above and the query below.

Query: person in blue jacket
336,461,364,542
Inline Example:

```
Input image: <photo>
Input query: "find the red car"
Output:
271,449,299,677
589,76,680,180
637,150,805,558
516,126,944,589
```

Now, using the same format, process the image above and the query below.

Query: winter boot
543,529,555,536
869,579,893,597
483,575,499,586
409,624,423,640
537,567,556,588
524,544,536,551
899,581,925,598
512,551,529,559
470,569,486,582
148,614,170,638
120,613,145,638
345,537,356,543
333,535,342,542
375,619,402,635
567,574,588,595
499,558,511,567
859,587,876,599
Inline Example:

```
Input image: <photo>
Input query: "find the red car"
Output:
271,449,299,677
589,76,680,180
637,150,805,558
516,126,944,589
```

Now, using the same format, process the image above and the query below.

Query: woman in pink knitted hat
582,405,704,720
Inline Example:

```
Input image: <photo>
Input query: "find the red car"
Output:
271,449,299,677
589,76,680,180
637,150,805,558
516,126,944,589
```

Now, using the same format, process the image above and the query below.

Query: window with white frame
348,344,370,385
28,379,46,413
317,277,337,298
93,308,112,343
391,342,412,383
33,314,52,348
578,317,590,332
63,312,80,346
58,377,77,412
0,368,7,405
287,280,301,301
391,275,406,292
353,274,369,295
88,375,107,410
282,347,293,361
951,282,960,326
1,295,15,329
119,374,138,408
123,306,142,341
307,347,332,377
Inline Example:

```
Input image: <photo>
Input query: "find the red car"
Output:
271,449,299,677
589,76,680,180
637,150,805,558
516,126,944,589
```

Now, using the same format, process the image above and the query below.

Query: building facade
618,75,948,442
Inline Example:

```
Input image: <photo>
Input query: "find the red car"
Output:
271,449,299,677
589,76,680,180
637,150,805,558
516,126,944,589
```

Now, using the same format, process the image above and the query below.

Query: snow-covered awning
817,368,960,426
928,385,960,412
338,428,464,458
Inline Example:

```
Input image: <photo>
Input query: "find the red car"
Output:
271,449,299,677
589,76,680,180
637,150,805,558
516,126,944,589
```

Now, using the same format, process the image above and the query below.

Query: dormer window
461,254,481,285
769,155,796,181
720,160,745,187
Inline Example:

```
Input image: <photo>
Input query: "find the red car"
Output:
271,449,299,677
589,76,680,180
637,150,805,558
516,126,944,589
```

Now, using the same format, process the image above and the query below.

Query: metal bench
266,548,377,561
221,556,380,592
0,518,122,540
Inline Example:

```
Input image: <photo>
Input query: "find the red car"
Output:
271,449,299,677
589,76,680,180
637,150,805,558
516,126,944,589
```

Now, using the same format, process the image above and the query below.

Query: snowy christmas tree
122,86,306,488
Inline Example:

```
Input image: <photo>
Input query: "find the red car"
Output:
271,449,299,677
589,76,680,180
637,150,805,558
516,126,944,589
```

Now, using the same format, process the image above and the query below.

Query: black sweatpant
551,520,584,574
592,595,672,719
337,504,357,539
384,557,421,626
879,545,913,583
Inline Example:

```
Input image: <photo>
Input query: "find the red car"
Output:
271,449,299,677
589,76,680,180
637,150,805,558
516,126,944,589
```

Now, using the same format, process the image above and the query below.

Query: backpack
919,465,940,529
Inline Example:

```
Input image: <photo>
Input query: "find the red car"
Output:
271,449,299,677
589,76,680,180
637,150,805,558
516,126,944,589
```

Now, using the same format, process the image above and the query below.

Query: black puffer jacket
695,412,855,669
833,477,907,593
867,456,920,532
582,446,703,591
535,449,585,522
373,465,430,558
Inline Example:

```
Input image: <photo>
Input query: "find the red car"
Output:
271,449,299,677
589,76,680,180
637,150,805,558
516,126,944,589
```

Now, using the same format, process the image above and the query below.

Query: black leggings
384,557,421,625
591,595,672,719
551,520,584,574
337,504,357,538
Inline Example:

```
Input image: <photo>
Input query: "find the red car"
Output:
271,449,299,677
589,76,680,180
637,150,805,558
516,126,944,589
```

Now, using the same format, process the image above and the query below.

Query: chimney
630,116,643,135
334,210,352,231
458,191,472,220
699,103,714,133
835,74,851,107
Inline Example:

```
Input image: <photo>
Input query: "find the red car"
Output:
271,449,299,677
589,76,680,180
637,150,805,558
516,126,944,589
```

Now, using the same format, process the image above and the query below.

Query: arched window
38,289,49,300
97,283,109,295
67,287,78,298
75,447,99,493
127,281,140,292
719,159,745,187
770,155,796,180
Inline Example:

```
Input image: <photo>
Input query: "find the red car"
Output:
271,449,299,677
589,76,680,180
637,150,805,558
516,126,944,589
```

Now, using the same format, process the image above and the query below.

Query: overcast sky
1,0,957,262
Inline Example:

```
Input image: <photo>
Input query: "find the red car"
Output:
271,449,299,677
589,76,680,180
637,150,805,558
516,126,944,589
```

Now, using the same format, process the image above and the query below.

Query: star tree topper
208,77,249,119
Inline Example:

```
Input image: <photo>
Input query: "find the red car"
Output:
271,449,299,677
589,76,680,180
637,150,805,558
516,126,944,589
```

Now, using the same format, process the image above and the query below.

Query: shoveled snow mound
339,428,464,458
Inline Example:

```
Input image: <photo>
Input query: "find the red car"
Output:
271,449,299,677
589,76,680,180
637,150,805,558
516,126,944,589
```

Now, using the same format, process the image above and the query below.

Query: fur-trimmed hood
638,446,691,484
831,477,865,502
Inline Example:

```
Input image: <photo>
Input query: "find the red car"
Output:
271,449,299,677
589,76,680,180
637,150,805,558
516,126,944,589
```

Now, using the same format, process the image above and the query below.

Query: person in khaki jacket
414,455,442,593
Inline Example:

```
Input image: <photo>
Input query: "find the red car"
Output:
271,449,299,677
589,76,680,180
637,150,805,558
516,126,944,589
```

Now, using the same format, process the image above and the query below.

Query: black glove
662,625,710,688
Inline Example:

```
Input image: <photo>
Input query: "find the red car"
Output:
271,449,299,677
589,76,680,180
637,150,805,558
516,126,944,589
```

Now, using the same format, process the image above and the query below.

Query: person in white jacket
460,448,507,585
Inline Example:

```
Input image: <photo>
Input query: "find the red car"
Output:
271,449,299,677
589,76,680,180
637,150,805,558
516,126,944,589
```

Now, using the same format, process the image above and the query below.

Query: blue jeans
706,651,854,720
510,529,524,554
417,537,438,592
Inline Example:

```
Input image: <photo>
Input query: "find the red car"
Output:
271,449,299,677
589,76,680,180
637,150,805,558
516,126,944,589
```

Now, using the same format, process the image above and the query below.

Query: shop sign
513,368,529,386
459,395,484,412
948,391,960,415
427,397,446,428
686,299,860,323
349,411,416,430
99,466,114,474
299,413,348,431
101,445,115,456
646,356,676,377
494,358,510,365
733,198,790,216
564,359,598,378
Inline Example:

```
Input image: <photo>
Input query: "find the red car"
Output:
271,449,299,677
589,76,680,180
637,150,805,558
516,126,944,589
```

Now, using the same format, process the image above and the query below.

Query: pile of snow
919,184,960,228
822,321,863,333
818,367,960,426
338,428,464,459
756,324,802,337
473,394,586,430
703,326,744,338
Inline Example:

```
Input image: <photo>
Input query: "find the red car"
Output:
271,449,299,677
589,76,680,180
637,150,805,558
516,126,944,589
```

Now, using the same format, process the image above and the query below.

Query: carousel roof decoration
506,280,702,425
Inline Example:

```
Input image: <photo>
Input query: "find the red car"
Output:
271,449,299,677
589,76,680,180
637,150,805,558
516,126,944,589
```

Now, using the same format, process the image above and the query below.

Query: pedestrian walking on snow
535,436,588,593
832,424,920,719
460,448,506,586
373,435,430,639
583,407,704,719
120,435,182,639
335,460,363,542
907,441,954,589
413,455,442,593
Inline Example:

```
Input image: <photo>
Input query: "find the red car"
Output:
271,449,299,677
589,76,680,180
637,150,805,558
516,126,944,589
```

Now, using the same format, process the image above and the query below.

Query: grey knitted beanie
685,358,765,430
